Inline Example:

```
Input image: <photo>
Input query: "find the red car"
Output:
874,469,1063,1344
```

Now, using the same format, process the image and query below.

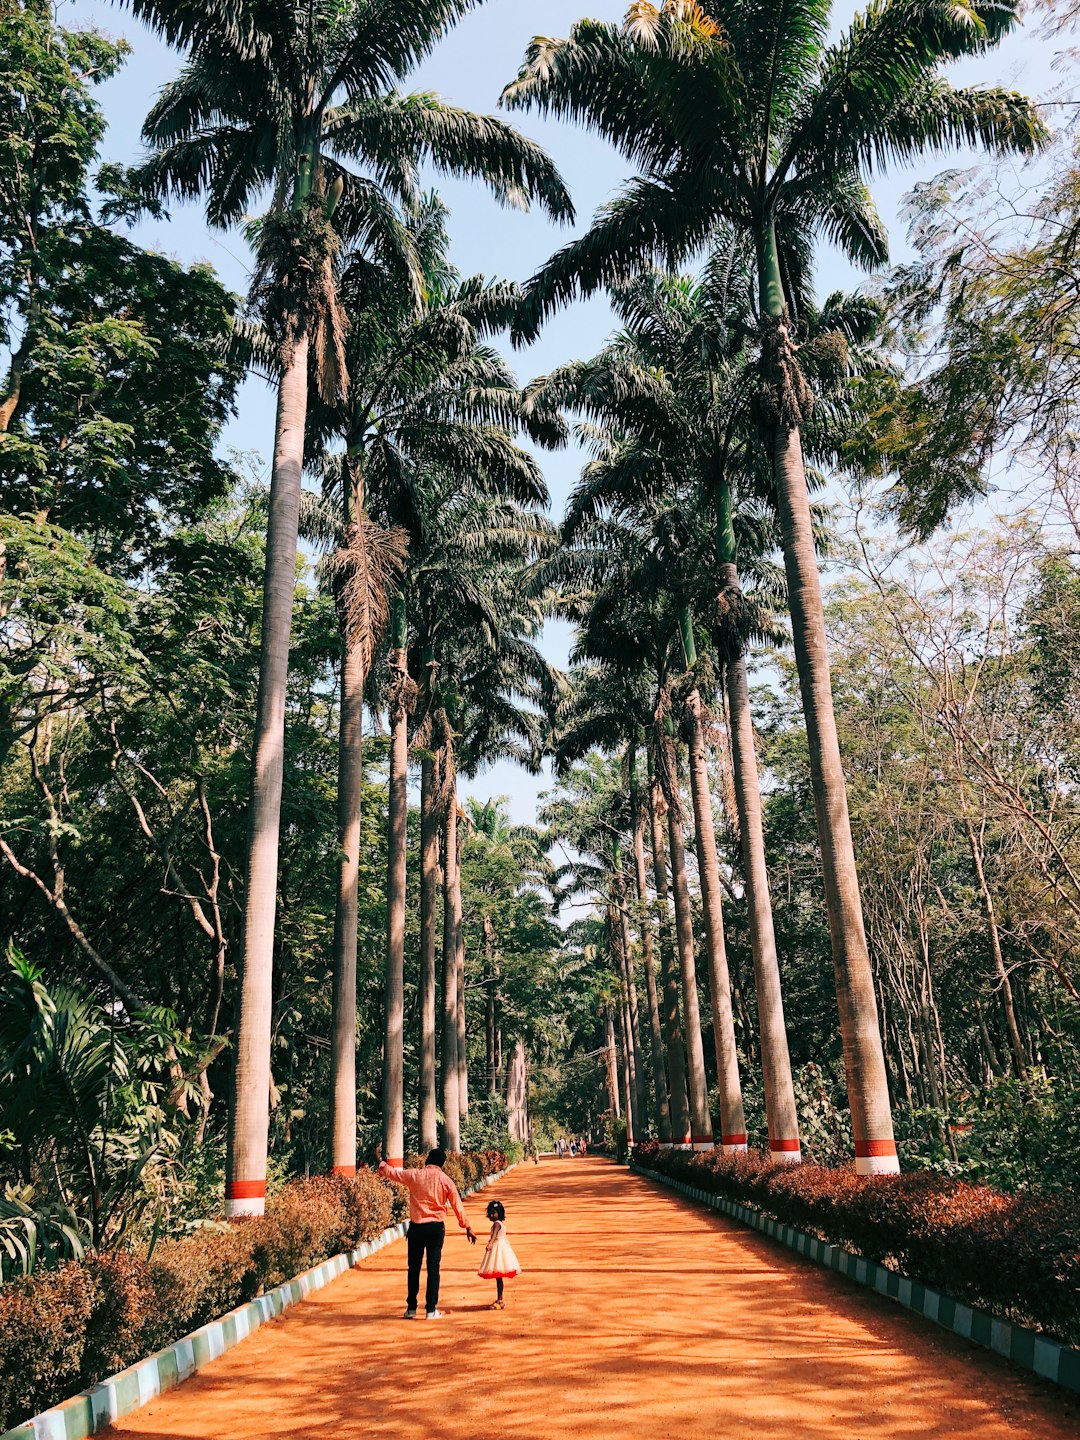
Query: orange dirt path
112,1158,1078,1440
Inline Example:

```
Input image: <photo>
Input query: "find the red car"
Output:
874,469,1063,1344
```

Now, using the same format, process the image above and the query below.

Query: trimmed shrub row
632,1142,1080,1346
0,1150,506,1433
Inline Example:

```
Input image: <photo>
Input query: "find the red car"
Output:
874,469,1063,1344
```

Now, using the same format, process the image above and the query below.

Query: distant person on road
580,1136,588,1156
477,1198,520,1310
378,1148,477,1320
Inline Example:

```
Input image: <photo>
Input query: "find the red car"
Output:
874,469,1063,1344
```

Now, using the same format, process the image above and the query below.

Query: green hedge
632,1141,1080,1345
0,1150,506,1432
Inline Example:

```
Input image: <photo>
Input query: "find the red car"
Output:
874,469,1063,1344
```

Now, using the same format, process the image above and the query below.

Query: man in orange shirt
378,1148,477,1319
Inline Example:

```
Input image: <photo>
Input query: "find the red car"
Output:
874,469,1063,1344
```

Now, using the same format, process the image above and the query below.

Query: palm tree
307,195,557,1168
553,667,669,1140
504,0,1043,1172
128,0,572,1213
407,481,556,1150
536,260,805,1156
548,556,697,1147
542,760,646,1139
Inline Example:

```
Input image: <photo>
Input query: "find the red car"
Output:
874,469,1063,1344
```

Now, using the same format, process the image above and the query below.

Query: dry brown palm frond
326,517,409,677
249,198,349,399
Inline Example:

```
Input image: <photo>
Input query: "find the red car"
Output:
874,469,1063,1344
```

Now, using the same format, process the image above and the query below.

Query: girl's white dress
478,1219,521,1279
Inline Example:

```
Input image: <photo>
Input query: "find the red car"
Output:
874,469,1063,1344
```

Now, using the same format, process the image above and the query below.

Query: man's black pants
407,1220,445,1314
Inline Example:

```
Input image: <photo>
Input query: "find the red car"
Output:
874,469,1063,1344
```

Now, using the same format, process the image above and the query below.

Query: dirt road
112,1158,1078,1440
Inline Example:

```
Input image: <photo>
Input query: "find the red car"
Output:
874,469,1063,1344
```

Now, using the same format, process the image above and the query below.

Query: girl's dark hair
486,1199,506,1221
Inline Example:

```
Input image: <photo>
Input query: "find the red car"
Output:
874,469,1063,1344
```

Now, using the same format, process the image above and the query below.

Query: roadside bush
82,1253,157,1381
0,1261,94,1427
0,1148,509,1431
632,1142,1080,1345
143,1225,258,1352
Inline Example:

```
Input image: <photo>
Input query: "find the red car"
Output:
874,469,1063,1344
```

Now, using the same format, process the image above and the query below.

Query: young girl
477,1199,520,1309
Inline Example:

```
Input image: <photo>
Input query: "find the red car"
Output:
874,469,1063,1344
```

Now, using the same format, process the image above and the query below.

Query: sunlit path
110,1158,1076,1440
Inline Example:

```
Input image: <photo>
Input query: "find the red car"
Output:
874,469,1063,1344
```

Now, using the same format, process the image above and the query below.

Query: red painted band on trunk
331,1165,356,1178
225,1180,266,1200
770,1139,801,1152
854,1139,898,1158
721,1134,748,1147
384,1157,403,1168
673,1135,692,1144
691,1134,714,1145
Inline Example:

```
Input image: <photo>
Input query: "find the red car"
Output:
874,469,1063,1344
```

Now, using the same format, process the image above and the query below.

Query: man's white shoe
425,1309,443,1320
402,1309,416,1319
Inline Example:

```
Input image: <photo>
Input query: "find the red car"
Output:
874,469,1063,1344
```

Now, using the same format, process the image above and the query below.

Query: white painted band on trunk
658,1142,674,1150
693,1141,715,1152
721,1142,748,1154
770,1147,802,1164
225,1196,266,1218
673,1142,692,1151
855,1153,901,1176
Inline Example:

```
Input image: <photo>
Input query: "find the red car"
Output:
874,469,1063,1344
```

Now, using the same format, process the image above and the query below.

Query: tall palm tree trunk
679,614,745,1153
648,766,691,1146
664,784,715,1152
418,755,440,1151
609,903,639,1142
383,624,409,1167
604,1008,621,1119
760,240,897,1173
440,765,462,1152
328,633,363,1175
615,992,635,1141
455,900,469,1122
614,866,648,1135
486,980,497,1097
226,332,310,1218
724,634,801,1162
631,768,672,1142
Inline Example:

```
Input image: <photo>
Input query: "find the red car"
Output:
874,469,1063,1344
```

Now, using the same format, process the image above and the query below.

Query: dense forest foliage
2,0,1079,1283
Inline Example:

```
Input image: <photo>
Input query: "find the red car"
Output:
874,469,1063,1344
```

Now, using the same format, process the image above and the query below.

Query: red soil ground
112,1157,1078,1440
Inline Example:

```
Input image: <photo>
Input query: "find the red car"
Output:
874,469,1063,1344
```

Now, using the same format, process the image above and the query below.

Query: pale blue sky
64,0,1059,822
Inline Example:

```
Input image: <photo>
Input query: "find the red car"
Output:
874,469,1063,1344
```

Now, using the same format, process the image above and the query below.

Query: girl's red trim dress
477,1219,520,1281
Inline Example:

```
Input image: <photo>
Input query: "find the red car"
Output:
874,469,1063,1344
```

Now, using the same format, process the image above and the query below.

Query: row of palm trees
507,0,1043,1174
120,0,1042,1206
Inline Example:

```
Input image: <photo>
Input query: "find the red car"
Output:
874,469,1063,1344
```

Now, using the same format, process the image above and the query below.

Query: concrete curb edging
632,1163,1080,1395
2,1164,516,1440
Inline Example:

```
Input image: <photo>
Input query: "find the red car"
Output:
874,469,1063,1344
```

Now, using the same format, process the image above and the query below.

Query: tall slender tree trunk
486,978,497,1098
418,755,440,1151
226,332,310,1218
506,1038,528,1143
440,765,462,1151
631,769,672,1142
454,833,469,1122
604,1009,621,1119
679,646,744,1152
615,992,635,1142
484,918,498,1099
648,767,691,1146
614,865,648,1135
759,228,897,1174
963,816,1026,1078
724,639,801,1163
665,787,715,1152
609,902,639,1142
328,633,363,1175
382,620,409,1167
